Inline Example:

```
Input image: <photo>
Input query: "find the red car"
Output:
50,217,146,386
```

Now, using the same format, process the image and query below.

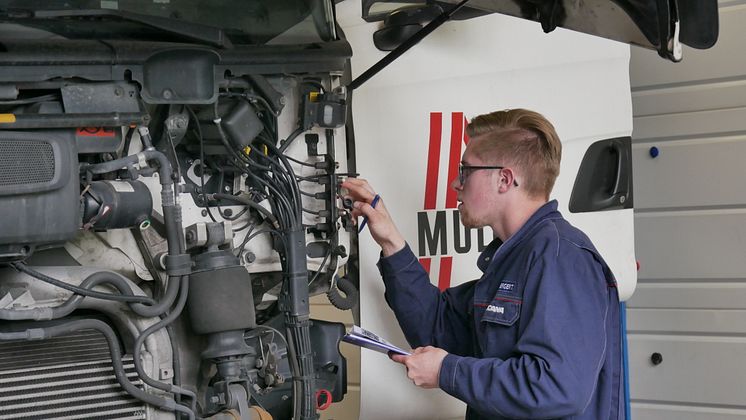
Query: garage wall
627,1,746,418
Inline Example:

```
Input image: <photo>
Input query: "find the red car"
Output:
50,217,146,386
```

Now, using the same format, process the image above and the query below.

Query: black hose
278,126,304,153
130,274,182,318
211,193,280,229
132,277,197,410
0,270,152,321
327,276,358,311
165,323,185,420
9,264,155,305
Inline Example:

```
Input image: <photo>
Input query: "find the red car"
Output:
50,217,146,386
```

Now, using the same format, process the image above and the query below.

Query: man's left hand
390,346,448,389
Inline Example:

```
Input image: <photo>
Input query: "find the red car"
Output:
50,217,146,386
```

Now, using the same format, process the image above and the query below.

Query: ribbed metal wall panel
628,1,746,418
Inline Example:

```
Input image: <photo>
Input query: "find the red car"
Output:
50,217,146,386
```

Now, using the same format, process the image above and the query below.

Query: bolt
620,196,626,204
650,352,663,366
176,118,186,128
210,396,220,404
114,87,124,96
224,208,233,217
159,368,173,380
185,231,196,243
244,251,256,264
162,89,173,99
201,209,208,217
224,185,232,192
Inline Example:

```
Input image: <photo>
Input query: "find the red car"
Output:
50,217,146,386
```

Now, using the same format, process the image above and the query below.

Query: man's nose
450,177,462,191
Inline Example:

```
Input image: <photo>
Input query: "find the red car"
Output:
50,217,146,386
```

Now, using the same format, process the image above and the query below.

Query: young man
341,109,623,419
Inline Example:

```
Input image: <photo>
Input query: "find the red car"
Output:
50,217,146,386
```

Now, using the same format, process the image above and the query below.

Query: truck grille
0,330,147,419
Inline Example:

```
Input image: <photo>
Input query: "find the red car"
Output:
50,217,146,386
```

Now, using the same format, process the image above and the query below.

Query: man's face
451,144,499,229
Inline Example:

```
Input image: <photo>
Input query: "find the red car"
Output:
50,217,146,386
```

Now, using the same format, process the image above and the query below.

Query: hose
210,193,280,229
326,276,358,311
130,274,182,317
9,264,154,305
0,269,153,321
132,277,197,411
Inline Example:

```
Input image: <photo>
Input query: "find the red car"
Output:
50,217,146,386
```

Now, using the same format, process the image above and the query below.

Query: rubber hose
327,276,358,310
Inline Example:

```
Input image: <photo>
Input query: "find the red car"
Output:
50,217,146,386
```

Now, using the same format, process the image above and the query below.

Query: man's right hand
341,178,406,257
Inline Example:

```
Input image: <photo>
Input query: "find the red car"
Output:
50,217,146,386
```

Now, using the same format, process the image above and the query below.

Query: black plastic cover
0,130,79,250
310,319,348,403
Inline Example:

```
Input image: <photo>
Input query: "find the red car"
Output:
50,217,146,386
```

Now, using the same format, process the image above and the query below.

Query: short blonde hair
466,109,561,200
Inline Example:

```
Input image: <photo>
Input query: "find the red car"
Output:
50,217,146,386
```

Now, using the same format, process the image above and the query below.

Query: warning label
76,127,116,137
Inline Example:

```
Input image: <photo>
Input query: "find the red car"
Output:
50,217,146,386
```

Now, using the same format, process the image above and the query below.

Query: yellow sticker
0,114,16,123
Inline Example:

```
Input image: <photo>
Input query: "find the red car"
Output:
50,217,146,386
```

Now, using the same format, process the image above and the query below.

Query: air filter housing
0,130,79,258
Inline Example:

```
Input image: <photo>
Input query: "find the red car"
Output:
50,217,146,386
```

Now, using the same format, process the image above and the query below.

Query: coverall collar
477,200,559,274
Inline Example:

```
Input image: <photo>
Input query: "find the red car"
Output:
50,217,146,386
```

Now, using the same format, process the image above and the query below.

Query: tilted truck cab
0,1,718,419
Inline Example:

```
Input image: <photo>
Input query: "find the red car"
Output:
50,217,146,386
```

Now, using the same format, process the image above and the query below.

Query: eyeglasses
458,164,519,187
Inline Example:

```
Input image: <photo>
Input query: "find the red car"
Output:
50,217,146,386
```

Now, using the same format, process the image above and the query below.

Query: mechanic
341,108,623,419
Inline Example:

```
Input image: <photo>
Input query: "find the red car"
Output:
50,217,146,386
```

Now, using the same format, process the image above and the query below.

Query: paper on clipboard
342,325,411,356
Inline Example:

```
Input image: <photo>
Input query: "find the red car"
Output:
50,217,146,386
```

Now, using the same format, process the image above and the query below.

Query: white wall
627,1,746,418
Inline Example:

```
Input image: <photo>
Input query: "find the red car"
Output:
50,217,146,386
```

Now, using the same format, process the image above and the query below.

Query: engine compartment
0,30,356,419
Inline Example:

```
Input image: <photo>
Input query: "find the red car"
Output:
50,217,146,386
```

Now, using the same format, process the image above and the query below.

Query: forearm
380,232,406,257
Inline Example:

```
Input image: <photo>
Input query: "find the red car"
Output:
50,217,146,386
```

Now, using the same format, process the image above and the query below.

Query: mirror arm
347,0,471,91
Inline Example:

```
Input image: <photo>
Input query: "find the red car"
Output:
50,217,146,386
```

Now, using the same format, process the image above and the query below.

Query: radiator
0,329,147,419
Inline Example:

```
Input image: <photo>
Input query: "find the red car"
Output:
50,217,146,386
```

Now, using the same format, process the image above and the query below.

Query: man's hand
340,178,406,256
390,346,448,389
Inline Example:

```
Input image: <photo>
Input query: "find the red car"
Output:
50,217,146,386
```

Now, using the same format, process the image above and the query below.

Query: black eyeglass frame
458,164,519,187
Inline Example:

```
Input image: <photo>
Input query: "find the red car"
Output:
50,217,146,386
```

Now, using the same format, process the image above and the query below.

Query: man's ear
497,168,514,192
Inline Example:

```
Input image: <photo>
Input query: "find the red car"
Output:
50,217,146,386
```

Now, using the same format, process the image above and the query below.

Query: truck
0,1,719,419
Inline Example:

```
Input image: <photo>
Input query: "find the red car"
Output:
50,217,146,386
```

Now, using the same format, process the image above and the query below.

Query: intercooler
0,329,147,419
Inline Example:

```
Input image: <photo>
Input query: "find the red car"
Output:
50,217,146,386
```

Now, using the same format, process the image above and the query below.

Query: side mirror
373,4,443,51
362,0,426,22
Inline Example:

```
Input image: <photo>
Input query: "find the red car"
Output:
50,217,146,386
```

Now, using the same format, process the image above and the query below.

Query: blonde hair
466,109,561,200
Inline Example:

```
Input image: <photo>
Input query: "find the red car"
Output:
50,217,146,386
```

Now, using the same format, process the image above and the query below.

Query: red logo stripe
423,112,443,210
463,115,470,145
445,112,463,209
438,256,453,291
419,258,432,274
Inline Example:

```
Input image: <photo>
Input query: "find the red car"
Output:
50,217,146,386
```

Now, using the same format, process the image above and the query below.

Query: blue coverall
378,201,623,419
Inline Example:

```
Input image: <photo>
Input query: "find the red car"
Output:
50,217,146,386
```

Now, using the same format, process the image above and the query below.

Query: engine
0,4,357,418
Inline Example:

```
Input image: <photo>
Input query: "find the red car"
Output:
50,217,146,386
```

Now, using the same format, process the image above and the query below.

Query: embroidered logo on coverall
486,305,505,314
498,282,514,291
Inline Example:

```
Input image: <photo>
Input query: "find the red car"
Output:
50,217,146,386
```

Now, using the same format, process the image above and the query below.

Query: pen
358,194,380,233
